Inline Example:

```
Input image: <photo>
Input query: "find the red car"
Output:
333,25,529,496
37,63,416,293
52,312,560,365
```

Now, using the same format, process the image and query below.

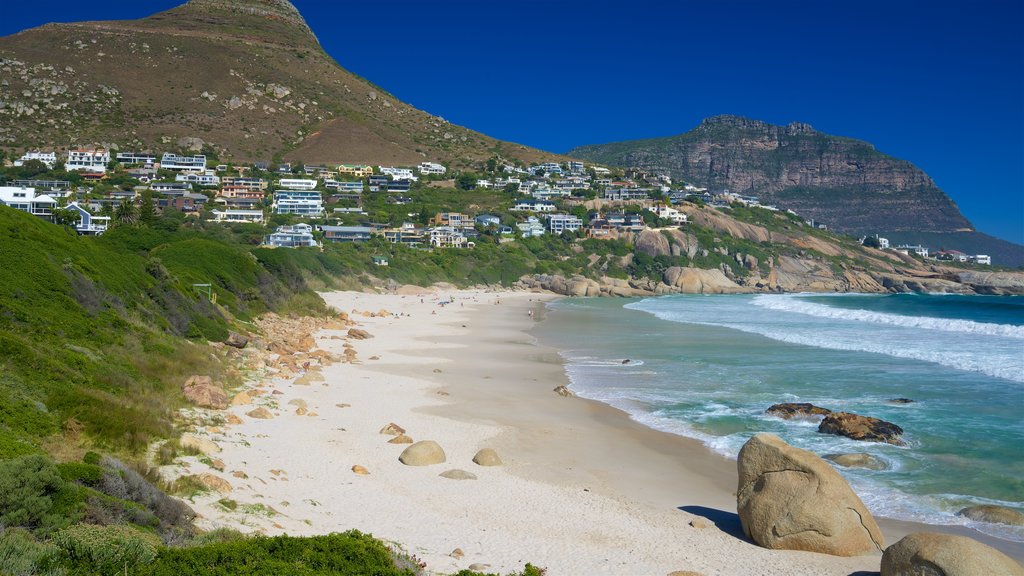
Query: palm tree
114,199,138,227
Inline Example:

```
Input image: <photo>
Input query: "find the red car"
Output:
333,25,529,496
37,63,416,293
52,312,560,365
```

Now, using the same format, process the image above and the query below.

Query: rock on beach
398,441,446,466
881,533,1024,576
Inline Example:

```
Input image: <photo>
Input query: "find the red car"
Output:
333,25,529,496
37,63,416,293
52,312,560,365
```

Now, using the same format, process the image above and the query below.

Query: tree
51,207,81,231
455,172,477,191
862,235,881,249
138,191,157,226
113,199,138,227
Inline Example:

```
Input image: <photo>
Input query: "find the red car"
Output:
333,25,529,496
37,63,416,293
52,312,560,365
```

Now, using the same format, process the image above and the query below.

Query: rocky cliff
0,0,558,166
569,115,973,235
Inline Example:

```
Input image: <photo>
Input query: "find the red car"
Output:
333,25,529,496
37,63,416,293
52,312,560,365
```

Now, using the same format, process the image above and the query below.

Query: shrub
52,524,159,574
0,455,80,534
0,528,66,576
56,462,104,486
97,457,195,538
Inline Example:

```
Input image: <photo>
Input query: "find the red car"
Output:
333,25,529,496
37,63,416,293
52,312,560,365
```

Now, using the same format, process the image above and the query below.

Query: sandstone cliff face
569,115,973,235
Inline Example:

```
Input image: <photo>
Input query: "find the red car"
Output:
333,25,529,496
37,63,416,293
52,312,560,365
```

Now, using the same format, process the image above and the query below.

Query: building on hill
338,164,374,177
972,255,991,265
430,225,471,248
512,199,556,212
433,212,472,229
379,166,417,181
273,190,323,217
14,151,57,168
116,152,157,165
648,203,688,225
263,223,319,248
418,162,447,175
151,182,192,194
319,225,373,243
0,186,57,221
547,214,583,234
211,209,264,223
66,149,110,173
176,173,221,186
934,250,969,263
278,178,318,191
517,216,546,238
222,177,268,191
12,179,70,191
64,202,110,235
324,180,364,193
475,214,501,227
160,153,206,171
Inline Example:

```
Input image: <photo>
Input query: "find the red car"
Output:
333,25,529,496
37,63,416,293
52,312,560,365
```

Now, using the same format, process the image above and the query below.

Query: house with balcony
160,153,206,171
337,164,374,177
418,162,447,175
433,212,473,229
221,177,268,191
66,150,110,173
0,186,57,221
176,172,221,186
547,214,583,234
273,190,323,217
14,151,57,168
263,223,320,248
64,202,110,235
277,178,318,191
115,152,157,166
475,214,501,228
430,226,470,248
512,199,556,212
379,166,417,181
320,225,373,243
648,203,688,224
516,216,546,238
324,180,364,193
211,209,264,223
381,222,426,245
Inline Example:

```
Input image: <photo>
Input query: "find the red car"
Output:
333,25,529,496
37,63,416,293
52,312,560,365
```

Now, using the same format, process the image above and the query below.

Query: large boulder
398,441,446,466
179,433,220,455
825,453,888,471
766,403,831,419
472,448,502,467
662,266,748,294
225,332,249,349
818,412,904,445
957,505,1024,526
737,433,884,556
347,328,373,340
636,229,671,258
881,533,1024,576
182,376,228,409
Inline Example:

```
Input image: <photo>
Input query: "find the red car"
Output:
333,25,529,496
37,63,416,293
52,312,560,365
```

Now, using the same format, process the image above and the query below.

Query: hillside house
116,152,157,165
418,162,447,175
14,151,57,168
972,255,992,265
273,190,323,217
430,226,470,248
222,177,268,191
211,209,264,223
338,164,374,177
278,178,318,191
160,153,206,171
12,179,70,191
604,188,650,201
512,199,556,212
0,186,57,220
324,180,364,193
648,203,688,224
64,202,110,235
176,173,220,186
548,214,583,234
218,186,264,200
379,166,417,181
433,212,472,229
517,216,546,238
320,225,373,243
381,222,426,245
475,214,501,227
263,223,319,248
66,150,110,173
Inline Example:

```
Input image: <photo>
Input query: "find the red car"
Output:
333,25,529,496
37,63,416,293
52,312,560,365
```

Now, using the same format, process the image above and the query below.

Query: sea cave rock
818,412,904,445
737,433,884,556
766,402,831,419
881,532,1024,576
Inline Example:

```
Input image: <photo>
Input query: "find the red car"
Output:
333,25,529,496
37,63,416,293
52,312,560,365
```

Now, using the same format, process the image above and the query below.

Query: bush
141,531,417,576
56,462,104,486
52,524,159,574
97,457,195,538
0,528,66,576
0,455,80,534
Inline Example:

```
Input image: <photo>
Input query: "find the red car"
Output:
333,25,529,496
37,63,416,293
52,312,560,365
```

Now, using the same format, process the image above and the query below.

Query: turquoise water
535,294,1024,542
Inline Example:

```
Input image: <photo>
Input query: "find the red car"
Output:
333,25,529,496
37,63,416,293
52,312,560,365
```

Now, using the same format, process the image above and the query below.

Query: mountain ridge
0,0,558,167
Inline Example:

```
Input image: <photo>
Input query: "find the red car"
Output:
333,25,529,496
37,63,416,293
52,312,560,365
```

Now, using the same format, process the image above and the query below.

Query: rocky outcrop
225,332,249,349
179,433,220,455
398,441,446,466
182,376,228,410
766,403,831,419
736,433,884,556
570,115,973,236
956,271,1024,296
662,267,749,294
825,453,888,471
880,533,1024,576
957,505,1024,526
818,412,904,445
636,229,672,258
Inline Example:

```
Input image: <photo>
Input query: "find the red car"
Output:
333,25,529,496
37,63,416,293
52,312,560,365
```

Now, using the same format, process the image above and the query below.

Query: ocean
535,293,1024,542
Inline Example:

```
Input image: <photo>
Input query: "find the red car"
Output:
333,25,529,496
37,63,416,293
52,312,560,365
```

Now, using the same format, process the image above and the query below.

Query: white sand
174,289,909,575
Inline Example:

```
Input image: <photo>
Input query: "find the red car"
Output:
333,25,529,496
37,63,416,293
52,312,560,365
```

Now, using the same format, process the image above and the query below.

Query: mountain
0,0,556,167
568,116,1024,266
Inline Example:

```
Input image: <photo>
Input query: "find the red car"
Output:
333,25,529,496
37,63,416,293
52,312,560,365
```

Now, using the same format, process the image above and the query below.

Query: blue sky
2,0,1022,243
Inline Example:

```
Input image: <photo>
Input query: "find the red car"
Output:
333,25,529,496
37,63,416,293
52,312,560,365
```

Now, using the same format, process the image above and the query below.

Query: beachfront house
263,223,320,248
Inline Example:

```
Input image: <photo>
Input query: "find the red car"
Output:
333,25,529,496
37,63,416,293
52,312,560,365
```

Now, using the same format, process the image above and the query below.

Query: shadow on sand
678,505,748,541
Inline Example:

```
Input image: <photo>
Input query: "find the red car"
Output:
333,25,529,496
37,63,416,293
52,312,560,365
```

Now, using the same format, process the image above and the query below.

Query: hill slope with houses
0,0,560,168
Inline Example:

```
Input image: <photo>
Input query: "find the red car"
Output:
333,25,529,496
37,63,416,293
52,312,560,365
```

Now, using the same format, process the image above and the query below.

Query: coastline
170,288,1022,575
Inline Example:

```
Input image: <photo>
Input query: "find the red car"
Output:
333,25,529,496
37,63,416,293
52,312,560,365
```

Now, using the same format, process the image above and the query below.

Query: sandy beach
171,289,1022,575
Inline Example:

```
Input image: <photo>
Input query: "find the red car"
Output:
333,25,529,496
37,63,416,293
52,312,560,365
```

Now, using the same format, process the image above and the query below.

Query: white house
418,162,447,175
277,178,318,191
14,151,57,168
66,150,110,173
176,173,221,186
548,214,583,234
511,199,556,212
972,255,992,265
160,153,207,171
517,216,546,238
211,209,265,223
648,203,688,224
273,190,323,216
430,226,470,248
0,186,57,220
263,223,319,248
379,166,417,181
64,202,111,235
116,152,157,165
